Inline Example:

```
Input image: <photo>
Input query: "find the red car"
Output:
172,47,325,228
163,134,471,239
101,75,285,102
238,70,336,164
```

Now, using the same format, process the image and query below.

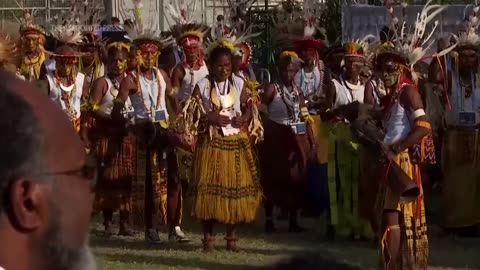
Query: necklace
341,75,362,103
54,71,77,123
136,68,163,113
108,73,125,98
277,82,301,122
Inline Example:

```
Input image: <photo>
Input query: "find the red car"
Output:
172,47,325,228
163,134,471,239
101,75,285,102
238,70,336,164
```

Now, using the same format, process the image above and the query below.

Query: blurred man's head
0,72,96,270
111,17,120,26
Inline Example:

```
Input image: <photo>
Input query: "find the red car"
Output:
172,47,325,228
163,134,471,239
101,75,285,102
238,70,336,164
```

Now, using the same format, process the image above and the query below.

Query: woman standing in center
182,42,263,253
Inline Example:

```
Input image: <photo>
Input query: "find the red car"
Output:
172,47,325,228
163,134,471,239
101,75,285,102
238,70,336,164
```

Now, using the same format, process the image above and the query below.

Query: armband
415,120,431,129
411,109,426,120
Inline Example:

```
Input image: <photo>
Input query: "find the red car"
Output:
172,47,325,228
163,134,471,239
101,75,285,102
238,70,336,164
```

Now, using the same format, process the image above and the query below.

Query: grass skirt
328,123,373,239
91,121,134,213
259,119,310,209
378,151,428,269
191,131,262,224
442,129,480,228
130,124,169,229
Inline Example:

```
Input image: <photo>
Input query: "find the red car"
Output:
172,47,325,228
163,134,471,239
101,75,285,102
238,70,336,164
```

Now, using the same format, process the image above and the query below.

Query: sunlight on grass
92,213,480,270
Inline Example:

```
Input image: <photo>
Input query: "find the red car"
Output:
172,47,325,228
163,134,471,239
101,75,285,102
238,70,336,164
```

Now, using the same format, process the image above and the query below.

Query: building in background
0,0,290,31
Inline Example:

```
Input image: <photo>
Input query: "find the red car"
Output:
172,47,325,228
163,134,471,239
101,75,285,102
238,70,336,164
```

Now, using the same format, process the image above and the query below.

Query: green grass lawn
92,213,480,270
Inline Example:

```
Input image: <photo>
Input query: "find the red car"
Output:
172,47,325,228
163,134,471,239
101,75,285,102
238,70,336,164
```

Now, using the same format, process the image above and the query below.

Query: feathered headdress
376,0,457,82
273,0,325,51
0,25,19,67
120,0,173,50
294,0,326,49
279,50,304,67
453,3,480,50
16,2,45,38
165,0,209,47
47,0,91,46
232,27,261,68
207,1,260,67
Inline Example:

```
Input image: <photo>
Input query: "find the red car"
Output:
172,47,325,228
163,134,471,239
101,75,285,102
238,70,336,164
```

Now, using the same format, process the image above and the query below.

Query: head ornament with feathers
377,0,457,82
16,2,45,38
0,31,19,68
453,2,480,51
165,0,209,47
273,0,326,52
47,0,95,47
121,0,173,51
207,0,260,67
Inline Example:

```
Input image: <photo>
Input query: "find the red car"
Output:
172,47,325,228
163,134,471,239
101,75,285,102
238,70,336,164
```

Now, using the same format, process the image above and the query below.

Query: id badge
291,122,307,135
154,109,167,122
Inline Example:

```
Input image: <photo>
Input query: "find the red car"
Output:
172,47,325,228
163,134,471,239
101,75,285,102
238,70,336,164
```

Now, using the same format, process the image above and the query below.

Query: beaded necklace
135,68,163,113
54,70,78,122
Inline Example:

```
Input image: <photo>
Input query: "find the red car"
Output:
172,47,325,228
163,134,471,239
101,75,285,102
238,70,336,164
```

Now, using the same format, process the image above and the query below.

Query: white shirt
332,76,365,109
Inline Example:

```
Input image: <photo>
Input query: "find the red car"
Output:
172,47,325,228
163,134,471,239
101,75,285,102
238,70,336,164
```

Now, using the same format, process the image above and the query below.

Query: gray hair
0,72,44,215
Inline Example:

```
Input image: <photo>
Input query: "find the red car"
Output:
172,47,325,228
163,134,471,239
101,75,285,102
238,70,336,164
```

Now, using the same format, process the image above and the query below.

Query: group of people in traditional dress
0,0,480,269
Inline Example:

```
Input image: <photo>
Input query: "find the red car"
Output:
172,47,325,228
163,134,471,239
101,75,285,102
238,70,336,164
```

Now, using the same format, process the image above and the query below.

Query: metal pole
104,0,113,22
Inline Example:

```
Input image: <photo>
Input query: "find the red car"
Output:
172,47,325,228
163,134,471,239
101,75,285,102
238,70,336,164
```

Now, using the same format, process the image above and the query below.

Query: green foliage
319,0,342,43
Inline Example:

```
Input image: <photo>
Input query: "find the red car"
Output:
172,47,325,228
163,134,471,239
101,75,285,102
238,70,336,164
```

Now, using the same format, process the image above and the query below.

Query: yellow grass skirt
191,131,263,224
311,115,329,163
442,129,480,228
328,122,374,239
379,151,428,270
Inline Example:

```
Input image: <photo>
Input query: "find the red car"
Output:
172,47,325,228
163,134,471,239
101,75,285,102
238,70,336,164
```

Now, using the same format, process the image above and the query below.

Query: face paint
57,57,78,76
24,35,40,53
303,48,317,67
344,56,364,78
381,61,400,88
109,50,128,75
182,44,200,64
139,44,159,69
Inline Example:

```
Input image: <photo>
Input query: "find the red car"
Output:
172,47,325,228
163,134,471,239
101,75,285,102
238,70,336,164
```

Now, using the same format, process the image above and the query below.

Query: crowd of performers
0,0,480,269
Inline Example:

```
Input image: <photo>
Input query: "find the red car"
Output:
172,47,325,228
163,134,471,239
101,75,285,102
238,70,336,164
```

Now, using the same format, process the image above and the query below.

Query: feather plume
0,21,20,67
121,0,172,49
380,0,450,71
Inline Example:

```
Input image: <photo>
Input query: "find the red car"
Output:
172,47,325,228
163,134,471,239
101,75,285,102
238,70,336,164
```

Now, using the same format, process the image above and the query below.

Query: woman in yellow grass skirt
182,44,263,253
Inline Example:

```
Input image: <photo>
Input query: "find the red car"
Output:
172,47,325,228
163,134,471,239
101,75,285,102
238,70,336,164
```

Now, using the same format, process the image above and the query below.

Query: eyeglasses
38,153,98,190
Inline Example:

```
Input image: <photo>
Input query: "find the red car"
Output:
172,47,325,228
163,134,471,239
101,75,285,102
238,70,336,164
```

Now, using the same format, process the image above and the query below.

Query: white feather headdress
164,0,208,46
120,0,173,49
0,21,20,67
378,0,457,74
47,0,104,45
453,3,480,49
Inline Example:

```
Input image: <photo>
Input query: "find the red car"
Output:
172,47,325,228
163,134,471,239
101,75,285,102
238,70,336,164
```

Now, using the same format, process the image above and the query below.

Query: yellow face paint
382,71,400,88
111,59,127,75
23,35,40,52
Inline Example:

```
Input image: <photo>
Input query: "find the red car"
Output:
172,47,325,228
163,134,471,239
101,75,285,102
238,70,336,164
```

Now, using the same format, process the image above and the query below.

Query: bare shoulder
399,84,423,110
174,64,186,77
158,68,169,78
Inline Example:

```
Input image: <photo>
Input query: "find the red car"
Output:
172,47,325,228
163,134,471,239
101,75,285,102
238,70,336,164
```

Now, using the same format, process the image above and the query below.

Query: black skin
193,53,251,128
262,60,316,157
430,48,477,97
112,65,174,124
